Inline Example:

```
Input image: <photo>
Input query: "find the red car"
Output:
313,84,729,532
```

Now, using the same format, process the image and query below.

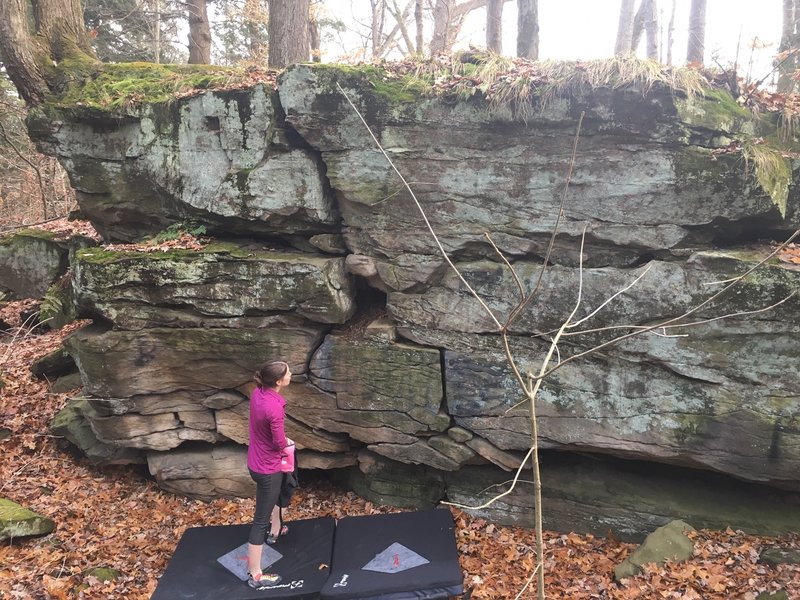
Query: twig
513,563,542,600
537,228,800,381
442,446,534,510
485,232,525,302
504,112,585,330
0,458,37,493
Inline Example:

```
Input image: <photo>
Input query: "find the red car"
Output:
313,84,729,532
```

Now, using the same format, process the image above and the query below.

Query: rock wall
27,63,800,539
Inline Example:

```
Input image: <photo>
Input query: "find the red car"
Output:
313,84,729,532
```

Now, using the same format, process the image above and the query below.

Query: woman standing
246,360,294,589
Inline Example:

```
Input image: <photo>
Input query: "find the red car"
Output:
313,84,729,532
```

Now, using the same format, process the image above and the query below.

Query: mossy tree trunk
0,0,95,106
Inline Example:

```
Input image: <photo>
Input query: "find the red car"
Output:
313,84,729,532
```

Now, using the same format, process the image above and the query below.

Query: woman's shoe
266,523,289,544
247,571,281,589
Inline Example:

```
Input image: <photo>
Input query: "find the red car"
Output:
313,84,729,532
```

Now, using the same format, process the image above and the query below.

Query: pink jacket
247,387,288,474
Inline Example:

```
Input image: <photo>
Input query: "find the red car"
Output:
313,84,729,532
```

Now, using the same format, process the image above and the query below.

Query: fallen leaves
778,242,800,265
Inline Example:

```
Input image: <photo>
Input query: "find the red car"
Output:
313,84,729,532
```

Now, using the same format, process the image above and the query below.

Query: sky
326,1,784,85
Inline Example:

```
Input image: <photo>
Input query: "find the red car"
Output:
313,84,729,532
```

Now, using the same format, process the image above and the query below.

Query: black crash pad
150,516,335,599
320,509,463,600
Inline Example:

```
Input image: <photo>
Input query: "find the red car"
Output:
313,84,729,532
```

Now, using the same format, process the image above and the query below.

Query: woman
245,360,294,589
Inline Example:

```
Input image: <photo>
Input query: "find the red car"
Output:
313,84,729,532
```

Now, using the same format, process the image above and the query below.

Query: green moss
74,240,304,265
307,63,430,107
741,140,792,217
672,147,740,189
83,567,121,582
75,246,204,264
0,228,58,245
47,62,259,113
675,88,752,132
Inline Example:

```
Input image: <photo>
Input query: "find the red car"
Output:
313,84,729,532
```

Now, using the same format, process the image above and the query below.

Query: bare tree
614,0,636,55
187,0,212,64
430,0,487,55
0,78,75,226
516,0,539,60
415,0,424,53
687,0,707,65
0,0,95,105
778,0,800,92
268,0,311,68
486,0,503,53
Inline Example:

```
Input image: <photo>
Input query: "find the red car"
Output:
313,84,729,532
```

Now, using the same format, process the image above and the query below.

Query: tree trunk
309,8,321,62
431,0,455,55
152,0,161,63
486,0,503,53
666,0,676,64
614,0,636,55
431,0,488,56
687,0,706,65
371,0,386,59
516,0,538,60
0,0,95,106
187,0,212,64
644,0,658,59
268,0,310,68
415,0,424,53
631,0,649,52
778,0,800,92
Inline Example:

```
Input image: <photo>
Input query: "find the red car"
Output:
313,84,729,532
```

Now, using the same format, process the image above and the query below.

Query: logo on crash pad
362,542,429,573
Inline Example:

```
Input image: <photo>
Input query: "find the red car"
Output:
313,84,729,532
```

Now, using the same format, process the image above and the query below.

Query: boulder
31,346,77,380
614,520,695,581
26,62,800,537
147,444,253,499
444,453,800,541
336,450,446,508
394,251,800,489
759,548,800,568
0,230,68,299
72,243,356,329
0,498,55,540
64,323,325,450
279,64,799,275
50,399,143,465
29,86,339,242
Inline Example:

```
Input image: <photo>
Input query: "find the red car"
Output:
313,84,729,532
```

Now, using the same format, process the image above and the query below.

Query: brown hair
254,360,289,389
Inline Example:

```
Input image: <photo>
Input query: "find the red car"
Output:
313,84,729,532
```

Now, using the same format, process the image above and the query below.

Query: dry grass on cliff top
0,298,798,599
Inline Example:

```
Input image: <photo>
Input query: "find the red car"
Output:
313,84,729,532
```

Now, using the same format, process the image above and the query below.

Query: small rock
84,567,121,582
614,520,695,581
756,591,789,600
759,547,800,568
0,498,55,540
51,372,83,394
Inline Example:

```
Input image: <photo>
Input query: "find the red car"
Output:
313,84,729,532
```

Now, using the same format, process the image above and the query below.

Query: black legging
248,469,283,545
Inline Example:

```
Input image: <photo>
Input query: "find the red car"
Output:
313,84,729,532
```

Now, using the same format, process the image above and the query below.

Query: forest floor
1,304,799,599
